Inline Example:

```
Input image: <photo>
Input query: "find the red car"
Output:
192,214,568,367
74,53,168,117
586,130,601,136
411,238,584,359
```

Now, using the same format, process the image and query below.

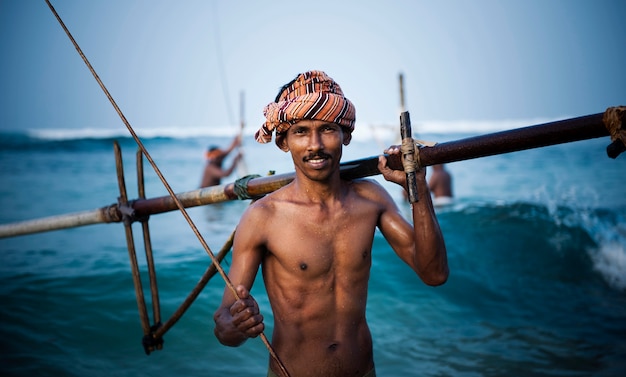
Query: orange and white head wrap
255,70,356,145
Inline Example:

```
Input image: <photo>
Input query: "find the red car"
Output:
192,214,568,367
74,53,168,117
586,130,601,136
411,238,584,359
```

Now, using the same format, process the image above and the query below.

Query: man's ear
342,131,352,146
275,133,290,152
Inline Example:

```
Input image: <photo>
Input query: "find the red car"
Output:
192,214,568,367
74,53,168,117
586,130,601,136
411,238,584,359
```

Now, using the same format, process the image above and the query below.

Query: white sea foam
25,116,564,142
27,127,127,140
589,227,626,291
591,242,626,290
26,126,238,140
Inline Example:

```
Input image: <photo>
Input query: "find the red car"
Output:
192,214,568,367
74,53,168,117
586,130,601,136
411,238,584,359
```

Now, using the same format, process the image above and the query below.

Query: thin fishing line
43,1,289,376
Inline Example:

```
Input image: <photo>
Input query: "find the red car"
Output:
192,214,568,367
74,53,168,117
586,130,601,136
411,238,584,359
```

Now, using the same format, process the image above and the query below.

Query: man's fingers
244,321,265,338
232,308,264,337
238,313,264,331
229,295,257,316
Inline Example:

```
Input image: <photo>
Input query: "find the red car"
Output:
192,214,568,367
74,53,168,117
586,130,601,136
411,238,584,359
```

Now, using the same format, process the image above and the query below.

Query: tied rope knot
234,174,262,200
401,137,417,173
603,106,626,159
401,139,438,172
603,106,626,144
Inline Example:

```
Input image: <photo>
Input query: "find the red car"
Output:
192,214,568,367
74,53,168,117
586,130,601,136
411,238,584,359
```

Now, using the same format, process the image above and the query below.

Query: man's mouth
304,153,331,167
304,153,331,162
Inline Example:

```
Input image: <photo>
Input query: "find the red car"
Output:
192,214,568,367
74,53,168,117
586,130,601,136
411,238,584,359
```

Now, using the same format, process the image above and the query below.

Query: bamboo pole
0,207,120,237
0,111,615,239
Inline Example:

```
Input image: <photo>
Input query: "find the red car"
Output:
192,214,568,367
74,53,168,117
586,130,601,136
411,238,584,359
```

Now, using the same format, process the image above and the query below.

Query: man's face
281,120,349,182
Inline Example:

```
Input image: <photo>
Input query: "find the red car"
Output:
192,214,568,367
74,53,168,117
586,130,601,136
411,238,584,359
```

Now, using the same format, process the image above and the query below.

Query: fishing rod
1,108,623,239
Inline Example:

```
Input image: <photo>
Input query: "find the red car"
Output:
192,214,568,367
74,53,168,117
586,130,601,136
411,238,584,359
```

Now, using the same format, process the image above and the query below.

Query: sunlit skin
213,120,448,377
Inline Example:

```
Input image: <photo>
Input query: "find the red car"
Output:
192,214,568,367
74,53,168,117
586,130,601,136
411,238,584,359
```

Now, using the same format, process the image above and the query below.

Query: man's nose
307,131,323,151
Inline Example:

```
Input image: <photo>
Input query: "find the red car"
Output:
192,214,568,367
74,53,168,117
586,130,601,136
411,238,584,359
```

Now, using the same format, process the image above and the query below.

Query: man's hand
378,145,426,187
234,134,243,147
214,285,264,346
229,285,264,338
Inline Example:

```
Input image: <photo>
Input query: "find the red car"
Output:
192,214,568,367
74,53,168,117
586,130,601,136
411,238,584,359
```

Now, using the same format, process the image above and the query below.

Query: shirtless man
199,135,242,188
428,164,454,206
213,71,448,377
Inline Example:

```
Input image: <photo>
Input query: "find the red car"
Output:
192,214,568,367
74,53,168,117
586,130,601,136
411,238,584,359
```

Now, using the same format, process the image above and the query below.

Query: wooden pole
418,112,609,166
0,111,614,239
0,207,120,237
400,111,419,203
398,72,406,112
236,90,250,177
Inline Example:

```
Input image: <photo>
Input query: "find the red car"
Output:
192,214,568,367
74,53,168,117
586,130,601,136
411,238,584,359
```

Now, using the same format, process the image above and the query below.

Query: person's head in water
205,146,225,164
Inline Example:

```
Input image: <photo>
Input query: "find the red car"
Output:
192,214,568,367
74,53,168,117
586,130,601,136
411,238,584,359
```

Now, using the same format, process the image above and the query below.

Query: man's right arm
224,135,242,155
213,203,267,346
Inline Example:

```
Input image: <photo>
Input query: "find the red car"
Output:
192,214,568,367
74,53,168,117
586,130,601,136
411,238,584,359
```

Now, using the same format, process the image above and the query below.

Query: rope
44,2,290,376
603,106,626,145
401,137,417,173
234,174,262,200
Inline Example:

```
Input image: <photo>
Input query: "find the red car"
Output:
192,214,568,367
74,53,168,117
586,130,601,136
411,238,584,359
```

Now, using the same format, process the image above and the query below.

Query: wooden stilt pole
114,142,152,344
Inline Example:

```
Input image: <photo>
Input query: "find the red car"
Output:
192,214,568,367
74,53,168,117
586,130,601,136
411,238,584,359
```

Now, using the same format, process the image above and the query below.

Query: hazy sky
0,0,624,135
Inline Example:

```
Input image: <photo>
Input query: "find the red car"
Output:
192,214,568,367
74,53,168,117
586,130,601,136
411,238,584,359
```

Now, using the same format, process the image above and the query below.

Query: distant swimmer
199,135,243,188
429,164,453,206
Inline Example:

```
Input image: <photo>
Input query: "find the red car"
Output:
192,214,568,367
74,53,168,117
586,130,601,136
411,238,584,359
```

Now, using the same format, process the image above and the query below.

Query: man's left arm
408,173,448,285
377,151,448,286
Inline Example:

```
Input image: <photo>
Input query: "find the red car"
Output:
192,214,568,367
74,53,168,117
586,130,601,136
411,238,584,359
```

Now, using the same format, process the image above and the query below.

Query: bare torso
200,160,223,187
214,145,448,376
244,179,383,376
428,166,453,198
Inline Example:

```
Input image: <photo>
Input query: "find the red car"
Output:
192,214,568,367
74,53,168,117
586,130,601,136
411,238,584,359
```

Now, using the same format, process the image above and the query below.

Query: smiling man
213,70,448,377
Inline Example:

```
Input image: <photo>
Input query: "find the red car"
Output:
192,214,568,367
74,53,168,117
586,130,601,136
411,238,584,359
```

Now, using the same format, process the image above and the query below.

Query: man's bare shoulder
240,185,292,220
234,188,287,248
348,178,395,204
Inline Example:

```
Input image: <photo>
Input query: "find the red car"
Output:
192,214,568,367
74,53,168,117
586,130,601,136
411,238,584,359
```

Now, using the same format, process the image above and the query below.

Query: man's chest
265,210,377,277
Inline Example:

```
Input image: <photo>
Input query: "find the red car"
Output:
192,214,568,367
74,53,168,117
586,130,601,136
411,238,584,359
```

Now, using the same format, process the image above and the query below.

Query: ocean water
1,127,625,376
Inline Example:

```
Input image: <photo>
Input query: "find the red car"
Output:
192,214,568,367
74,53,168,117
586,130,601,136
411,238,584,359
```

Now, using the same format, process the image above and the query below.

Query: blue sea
1,126,625,376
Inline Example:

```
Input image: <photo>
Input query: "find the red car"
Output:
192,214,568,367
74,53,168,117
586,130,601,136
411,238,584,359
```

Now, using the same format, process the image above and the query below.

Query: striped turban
255,70,356,145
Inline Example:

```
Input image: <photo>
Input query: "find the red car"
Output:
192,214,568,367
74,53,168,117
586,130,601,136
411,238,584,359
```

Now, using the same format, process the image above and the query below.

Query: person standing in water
213,70,448,377
428,164,453,206
200,135,243,187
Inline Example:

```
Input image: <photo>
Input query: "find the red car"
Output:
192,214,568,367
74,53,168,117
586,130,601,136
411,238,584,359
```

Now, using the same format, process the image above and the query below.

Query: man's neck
291,172,345,205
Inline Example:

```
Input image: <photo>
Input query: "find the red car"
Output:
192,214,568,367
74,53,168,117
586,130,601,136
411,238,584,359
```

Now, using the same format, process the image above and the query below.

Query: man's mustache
303,152,332,162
